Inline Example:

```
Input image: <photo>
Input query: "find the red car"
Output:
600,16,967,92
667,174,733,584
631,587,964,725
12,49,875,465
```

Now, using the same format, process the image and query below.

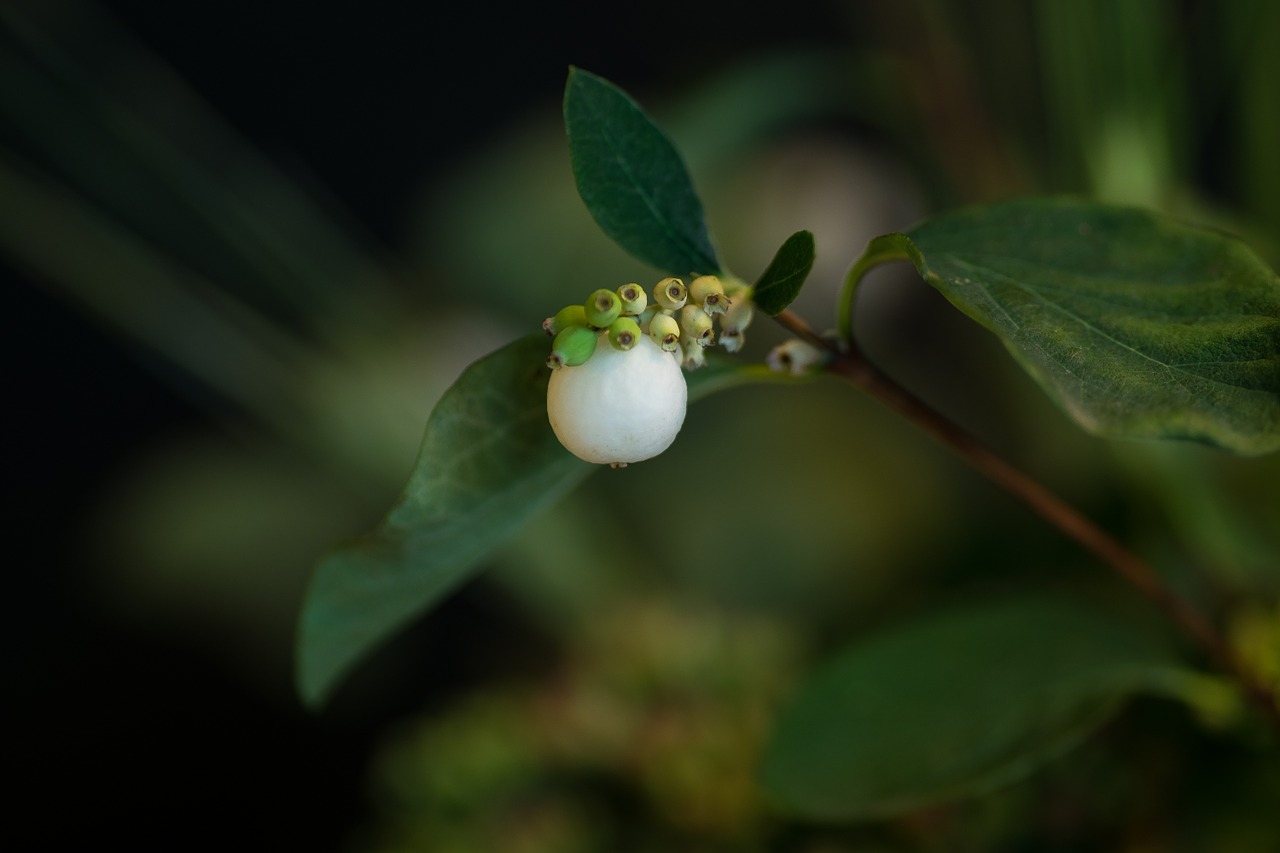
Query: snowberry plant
298,68,1280,817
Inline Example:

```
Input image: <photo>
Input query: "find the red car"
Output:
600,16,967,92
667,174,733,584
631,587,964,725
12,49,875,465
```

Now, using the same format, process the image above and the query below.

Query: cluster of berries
543,275,753,371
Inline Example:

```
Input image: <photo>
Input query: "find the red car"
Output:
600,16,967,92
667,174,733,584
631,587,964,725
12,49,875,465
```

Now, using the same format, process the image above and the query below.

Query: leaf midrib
581,94,713,273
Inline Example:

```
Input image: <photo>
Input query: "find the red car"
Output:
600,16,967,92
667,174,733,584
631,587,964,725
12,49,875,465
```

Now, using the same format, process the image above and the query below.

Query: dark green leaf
564,67,719,275
761,593,1180,820
849,198,1280,454
295,336,590,708
753,230,816,315
296,335,776,707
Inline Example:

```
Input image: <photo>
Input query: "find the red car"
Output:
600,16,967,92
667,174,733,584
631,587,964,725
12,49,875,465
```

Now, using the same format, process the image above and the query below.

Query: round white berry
547,332,687,466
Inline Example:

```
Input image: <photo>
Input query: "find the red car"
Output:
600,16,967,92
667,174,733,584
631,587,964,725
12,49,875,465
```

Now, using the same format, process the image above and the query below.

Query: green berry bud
648,312,680,352
547,325,599,369
654,277,688,311
679,304,714,347
689,274,730,316
542,303,587,336
608,316,642,351
616,283,648,316
584,289,622,328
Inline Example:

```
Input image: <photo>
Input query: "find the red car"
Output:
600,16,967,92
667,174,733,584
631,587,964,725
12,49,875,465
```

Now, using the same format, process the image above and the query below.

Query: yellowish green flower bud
648,312,680,352
616,282,648,316
546,324,599,369
654,277,688,311
637,305,660,331
679,304,714,347
681,337,706,369
689,274,730,316
542,303,587,336
608,316,642,351
584,288,622,328
718,297,754,353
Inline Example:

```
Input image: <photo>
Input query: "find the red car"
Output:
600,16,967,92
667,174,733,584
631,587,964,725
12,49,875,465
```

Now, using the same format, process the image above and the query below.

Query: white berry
547,332,687,466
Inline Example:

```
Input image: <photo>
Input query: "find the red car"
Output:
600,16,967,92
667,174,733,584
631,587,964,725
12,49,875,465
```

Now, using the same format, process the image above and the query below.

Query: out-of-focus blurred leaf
760,593,1182,820
847,198,1280,454
296,334,788,707
752,230,815,316
564,67,720,276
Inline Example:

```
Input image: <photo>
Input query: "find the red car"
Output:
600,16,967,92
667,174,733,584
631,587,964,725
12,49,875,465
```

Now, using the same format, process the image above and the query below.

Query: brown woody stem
773,307,1280,731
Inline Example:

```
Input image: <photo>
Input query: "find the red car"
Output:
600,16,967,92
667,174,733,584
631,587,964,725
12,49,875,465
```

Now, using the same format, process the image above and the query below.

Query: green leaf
752,230,816,315
295,335,590,708
760,593,1180,820
296,335,777,708
564,67,720,275
847,198,1280,455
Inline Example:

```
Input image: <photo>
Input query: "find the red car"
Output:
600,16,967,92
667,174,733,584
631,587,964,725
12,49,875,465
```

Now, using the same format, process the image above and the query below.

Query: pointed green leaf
848,198,1280,454
761,593,1181,820
752,230,816,316
564,67,719,275
294,335,590,708
295,335,779,708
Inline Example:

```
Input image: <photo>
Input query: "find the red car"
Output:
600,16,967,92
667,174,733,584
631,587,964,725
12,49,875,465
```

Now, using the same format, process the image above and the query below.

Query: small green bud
608,316,642,351
542,303,587,336
648,312,681,352
617,283,648,315
654,277,688,311
689,274,730,316
584,289,622,328
547,325,599,369
679,304,714,347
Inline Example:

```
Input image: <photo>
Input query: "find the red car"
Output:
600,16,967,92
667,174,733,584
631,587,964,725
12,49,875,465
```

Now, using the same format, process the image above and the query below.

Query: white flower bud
766,339,828,376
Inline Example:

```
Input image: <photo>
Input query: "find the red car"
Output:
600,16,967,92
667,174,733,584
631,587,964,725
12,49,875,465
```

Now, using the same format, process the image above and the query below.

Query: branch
773,307,1280,731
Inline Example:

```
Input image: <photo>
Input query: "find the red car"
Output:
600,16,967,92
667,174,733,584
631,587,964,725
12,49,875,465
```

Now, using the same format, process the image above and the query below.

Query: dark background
6,1,854,848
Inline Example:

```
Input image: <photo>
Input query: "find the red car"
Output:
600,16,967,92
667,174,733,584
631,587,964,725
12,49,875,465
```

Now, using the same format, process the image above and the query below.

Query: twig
774,307,1280,732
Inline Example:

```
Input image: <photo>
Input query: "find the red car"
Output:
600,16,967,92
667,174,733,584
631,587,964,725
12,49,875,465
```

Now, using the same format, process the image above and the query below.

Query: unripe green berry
546,324,599,369
584,289,622,328
679,304,714,347
654,277,688,311
648,312,681,352
689,274,730,316
617,283,648,315
608,316,642,351
542,303,587,336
